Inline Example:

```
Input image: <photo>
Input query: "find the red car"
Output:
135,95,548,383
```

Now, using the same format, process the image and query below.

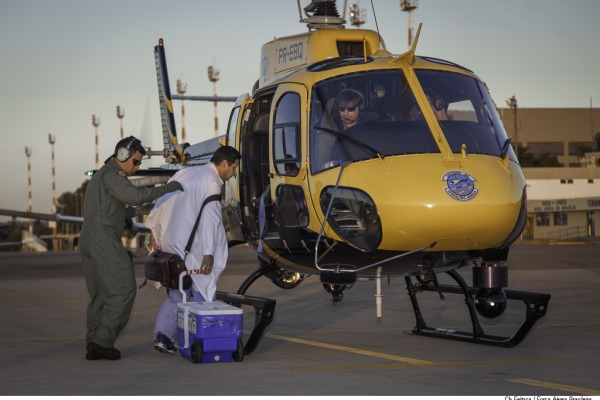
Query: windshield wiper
313,125,384,160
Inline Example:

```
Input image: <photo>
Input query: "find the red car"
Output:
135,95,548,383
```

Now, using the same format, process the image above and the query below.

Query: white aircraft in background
0,228,48,252
0,208,150,253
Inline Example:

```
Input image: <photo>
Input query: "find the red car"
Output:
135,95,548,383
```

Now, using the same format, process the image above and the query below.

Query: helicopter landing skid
216,290,276,356
212,261,279,356
404,270,551,347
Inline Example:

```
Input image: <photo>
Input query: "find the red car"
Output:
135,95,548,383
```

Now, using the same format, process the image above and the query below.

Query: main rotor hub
302,0,346,30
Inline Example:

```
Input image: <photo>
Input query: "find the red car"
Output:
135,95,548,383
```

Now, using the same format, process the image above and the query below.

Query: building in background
498,107,600,241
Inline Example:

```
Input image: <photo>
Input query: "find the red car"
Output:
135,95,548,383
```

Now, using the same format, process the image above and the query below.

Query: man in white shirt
145,145,240,353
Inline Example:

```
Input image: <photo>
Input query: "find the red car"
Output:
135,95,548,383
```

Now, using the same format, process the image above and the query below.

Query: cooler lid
178,301,243,315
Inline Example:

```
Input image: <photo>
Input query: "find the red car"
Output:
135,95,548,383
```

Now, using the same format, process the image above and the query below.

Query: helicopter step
215,290,276,356
319,267,357,286
403,270,551,347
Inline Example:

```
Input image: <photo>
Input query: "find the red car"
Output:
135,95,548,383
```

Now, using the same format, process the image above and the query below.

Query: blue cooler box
177,301,243,363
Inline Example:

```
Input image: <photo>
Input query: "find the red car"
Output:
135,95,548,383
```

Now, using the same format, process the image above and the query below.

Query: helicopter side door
222,93,250,245
267,84,311,254
236,90,275,247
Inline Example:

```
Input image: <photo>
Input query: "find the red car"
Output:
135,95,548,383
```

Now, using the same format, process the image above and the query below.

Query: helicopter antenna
389,22,421,64
408,23,422,63
370,0,386,51
296,0,303,21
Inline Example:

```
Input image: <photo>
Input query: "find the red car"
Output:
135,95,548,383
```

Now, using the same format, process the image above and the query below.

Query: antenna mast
400,0,418,48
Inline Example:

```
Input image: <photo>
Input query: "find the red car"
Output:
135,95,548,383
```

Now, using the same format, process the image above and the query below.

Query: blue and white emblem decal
442,171,479,201
261,53,269,82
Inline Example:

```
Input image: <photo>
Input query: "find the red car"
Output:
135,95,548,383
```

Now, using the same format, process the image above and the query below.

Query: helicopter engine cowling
473,263,508,319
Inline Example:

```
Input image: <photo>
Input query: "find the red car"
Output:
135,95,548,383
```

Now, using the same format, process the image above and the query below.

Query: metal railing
543,225,586,240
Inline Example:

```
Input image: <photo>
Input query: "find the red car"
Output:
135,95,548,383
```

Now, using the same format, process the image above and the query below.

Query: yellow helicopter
153,0,550,348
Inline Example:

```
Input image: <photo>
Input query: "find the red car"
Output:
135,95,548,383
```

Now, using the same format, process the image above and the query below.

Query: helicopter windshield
309,69,515,174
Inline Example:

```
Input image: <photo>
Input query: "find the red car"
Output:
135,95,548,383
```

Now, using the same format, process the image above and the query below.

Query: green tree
1,180,88,251
576,144,593,158
518,146,560,167
0,220,24,251
56,180,88,234
57,180,88,216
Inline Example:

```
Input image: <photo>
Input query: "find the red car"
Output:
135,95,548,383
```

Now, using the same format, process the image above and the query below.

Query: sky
1,0,600,215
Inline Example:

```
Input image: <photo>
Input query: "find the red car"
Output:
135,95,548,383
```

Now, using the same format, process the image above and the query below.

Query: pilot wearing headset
321,88,366,170
80,135,183,361
335,88,365,130
411,89,449,121
426,89,449,121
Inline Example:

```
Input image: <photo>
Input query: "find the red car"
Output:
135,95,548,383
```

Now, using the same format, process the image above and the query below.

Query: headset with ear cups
115,136,141,162
432,96,446,111
427,90,446,111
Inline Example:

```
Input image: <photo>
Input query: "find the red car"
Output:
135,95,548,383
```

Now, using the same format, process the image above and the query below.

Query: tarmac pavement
0,244,599,396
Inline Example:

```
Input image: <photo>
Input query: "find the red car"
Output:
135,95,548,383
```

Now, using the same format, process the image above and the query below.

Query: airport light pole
48,133,58,251
177,79,188,142
400,0,418,48
25,146,33,233
208,65,220,137
506,95,518,157
348,4,366,27
116,105,125,139
91,114,100,169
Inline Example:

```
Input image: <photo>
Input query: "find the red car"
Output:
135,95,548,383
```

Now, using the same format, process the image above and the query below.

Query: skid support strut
404,270,551,347
214,262,278,356
216,291,276,355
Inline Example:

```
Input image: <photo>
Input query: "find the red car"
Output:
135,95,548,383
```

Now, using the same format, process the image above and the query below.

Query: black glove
166,181,184,193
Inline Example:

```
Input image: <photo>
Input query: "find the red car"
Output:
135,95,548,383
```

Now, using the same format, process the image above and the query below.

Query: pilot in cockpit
426,90,449,121
319,89,365,169
335,88,364,130
411,89,449,121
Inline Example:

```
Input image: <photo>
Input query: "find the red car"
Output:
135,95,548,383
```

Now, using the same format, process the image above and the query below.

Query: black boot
85,342,121,360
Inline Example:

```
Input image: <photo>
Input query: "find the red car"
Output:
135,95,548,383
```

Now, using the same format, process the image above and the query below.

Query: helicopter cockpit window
310,69,517,174
273,92,301,176
310,70,439,174
416,69,516,161
226,106,240,147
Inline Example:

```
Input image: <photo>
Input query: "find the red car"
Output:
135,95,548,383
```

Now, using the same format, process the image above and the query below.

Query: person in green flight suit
80,136,183,361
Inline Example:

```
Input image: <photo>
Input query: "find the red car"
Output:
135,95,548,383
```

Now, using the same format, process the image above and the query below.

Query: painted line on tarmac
290,358,561,372
508,378,600,396
267,332,430,364
266,333,563,371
